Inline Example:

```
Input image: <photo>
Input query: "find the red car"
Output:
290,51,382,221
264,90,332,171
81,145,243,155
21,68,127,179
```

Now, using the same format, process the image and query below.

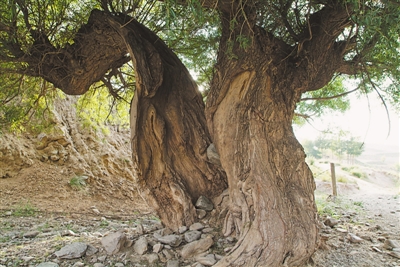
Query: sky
294,94,400,149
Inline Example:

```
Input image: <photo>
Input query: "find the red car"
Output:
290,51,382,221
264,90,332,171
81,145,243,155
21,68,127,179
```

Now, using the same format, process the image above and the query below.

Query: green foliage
295,78,351,125
155,1,220,88
0,0,130,134
12,201,37,217
0,236,11,243
69,175,87,190
347,0,400,110
0,73,59,133
0,0,399,135
337,176,348,183
303,140,322,159
315,194,340,218
99,220,109,228
315,193,364,219
308,128,365,159
341,165,367,179
76,85,132,133
307,162,331,182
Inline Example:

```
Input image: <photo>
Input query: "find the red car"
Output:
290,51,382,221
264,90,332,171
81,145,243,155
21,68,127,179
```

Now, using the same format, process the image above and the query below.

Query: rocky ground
0,195,229,267
1,98,399,267
1,172,399,267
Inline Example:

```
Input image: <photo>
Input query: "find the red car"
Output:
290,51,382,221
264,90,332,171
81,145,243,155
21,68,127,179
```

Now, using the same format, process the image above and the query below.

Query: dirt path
312,165,400,267
350,176,399,220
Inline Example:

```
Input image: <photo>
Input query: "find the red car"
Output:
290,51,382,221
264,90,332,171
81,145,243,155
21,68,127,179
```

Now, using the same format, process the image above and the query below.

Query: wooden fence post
330,162,337,197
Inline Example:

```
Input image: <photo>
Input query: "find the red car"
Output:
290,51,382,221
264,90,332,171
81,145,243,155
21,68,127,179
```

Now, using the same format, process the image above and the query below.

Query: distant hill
357,143,399,170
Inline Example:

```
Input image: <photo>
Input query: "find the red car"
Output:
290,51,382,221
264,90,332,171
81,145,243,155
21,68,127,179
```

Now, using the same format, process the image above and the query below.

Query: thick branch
300,87,359,101
336,61,362,75
291,3,354,92
294,112,311,119
4,10,129,95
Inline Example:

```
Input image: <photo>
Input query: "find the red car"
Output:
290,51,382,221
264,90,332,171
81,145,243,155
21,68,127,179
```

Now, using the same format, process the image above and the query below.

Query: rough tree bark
106,13,227,230
207,50,319,267
14,10,227,230
207,68,319,266
205,2,351,266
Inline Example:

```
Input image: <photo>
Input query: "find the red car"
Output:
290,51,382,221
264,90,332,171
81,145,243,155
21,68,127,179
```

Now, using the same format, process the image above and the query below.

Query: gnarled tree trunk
18,9,227,230
207,69,318,266
107,13,227,230
205,7,320,266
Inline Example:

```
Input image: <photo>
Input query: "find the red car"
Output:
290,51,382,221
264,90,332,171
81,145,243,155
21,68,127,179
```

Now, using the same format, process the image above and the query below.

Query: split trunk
106,13,227,230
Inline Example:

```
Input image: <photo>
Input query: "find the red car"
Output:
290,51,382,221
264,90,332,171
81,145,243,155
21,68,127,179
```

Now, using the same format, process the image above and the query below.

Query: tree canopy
1,0,399,130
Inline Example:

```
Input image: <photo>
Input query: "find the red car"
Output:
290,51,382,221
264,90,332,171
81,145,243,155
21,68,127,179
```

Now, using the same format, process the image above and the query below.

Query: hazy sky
294,94,400,148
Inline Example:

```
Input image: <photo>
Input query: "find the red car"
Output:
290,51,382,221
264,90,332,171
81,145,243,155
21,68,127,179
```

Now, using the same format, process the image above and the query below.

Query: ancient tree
1,0,399,266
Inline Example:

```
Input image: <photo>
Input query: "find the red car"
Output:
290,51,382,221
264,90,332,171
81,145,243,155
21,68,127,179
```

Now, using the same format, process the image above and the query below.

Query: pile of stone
31,196,234,267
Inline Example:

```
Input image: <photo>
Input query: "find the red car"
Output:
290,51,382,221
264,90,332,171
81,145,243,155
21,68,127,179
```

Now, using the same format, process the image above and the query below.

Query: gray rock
54,242,88,259
195,196,214,211
85,244,98,256
36,263,59,267
93,264,105,267
201,234,214,240
101,231,127,255
383,239,400,250
163,249,175,260
155,228,174,236
155,234,182,247
50,155,60,161
189,222,205,231
72,262,84,267
23,231,40,238
215,254,223,260
92,208,100,214
180,236,214,259
348,233,363,243
134,236,148,255
388,251,400,259
38,232,55,238
372,246,383,253
184,231,202,243
202,228,214,234
114,263,124,267
21,256,34,262
206,144,221,166
166,260,180,267
178,226,188,234
196,254,217,266
144,253,159,264
60,230,77,236
125,239,134,248
193,263,205,267
97,255,107,262
5,211,12,216
136,223,144,235
324,218,339,228
197,209,207,219
153,243,163,253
